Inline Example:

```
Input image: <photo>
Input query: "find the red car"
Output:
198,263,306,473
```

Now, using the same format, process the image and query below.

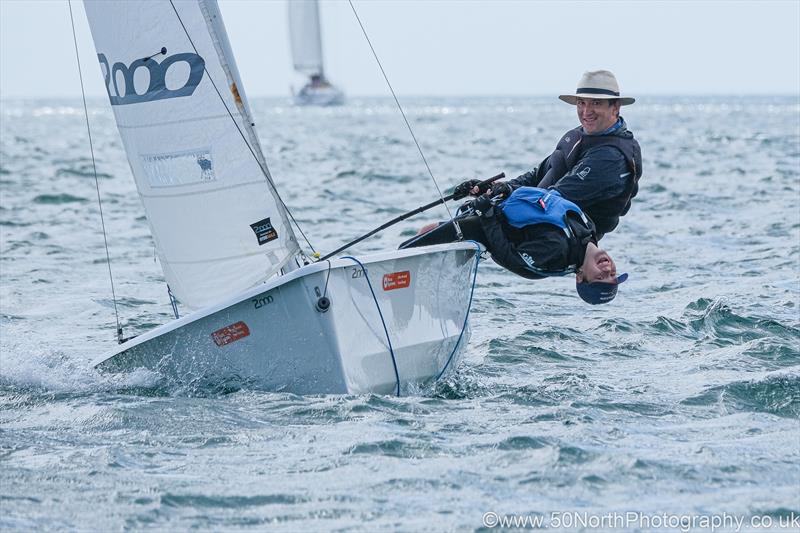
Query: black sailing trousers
398,215,489,249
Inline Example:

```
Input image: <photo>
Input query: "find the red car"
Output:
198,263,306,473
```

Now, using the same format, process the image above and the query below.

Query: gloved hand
471,194,494,217
452,179,482,200
488,181,513,199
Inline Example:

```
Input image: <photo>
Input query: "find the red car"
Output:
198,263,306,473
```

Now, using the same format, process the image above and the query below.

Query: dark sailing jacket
507,117,642,239
478,188,597,280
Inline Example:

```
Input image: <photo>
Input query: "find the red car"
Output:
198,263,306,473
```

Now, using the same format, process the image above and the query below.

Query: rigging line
322,260,333,298
167,0,317,256
436,242,481,380
347,0,462,239
343,256,401,397
67,0,123,343
167,286,180,319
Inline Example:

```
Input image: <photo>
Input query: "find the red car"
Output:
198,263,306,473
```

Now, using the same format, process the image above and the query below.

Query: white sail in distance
83,0,300,310
288,0,324,76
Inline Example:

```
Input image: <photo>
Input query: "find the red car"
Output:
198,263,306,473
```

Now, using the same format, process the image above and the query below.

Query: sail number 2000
252,294,274,309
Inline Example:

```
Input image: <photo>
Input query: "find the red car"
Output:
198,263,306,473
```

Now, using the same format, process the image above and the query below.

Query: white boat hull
293,83,345,106
93,243,481,395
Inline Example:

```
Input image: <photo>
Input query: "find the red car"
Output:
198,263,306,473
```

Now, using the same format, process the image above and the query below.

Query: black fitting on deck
315,296,331,313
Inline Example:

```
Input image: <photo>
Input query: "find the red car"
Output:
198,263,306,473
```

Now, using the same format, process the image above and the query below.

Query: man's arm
455,154,551,198
551,145,629,206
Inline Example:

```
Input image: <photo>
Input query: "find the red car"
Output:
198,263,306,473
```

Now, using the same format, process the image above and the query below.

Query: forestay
288,0,323,76
83,0,299,309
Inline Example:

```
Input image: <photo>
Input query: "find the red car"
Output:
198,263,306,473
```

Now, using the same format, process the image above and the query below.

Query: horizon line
1,92,799,100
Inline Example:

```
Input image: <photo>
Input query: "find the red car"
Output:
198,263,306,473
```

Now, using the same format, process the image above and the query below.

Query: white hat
559,70,635,106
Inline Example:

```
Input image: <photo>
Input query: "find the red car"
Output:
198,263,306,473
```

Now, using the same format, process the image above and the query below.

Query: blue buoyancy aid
498,187,593,278
502,187,587,233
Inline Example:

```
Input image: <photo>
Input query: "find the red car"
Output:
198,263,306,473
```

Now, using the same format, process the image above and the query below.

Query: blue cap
575,273,628,305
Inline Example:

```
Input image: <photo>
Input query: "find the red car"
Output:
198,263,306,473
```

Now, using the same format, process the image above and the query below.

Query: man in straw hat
454,70,642,240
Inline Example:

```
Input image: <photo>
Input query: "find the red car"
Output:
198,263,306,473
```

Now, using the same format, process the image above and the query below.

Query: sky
1,0,799,98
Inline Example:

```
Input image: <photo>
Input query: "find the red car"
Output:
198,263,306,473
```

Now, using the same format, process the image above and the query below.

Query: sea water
1,96,798,531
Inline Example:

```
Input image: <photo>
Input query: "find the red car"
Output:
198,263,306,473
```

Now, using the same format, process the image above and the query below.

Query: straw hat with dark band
559,70,635,106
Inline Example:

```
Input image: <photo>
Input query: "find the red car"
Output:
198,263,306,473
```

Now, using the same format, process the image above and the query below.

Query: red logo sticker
211,321,250,347
383,270,411,291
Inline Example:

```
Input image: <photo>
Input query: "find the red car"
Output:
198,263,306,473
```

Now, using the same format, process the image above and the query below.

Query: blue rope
435,242,482,380
342,256,401,397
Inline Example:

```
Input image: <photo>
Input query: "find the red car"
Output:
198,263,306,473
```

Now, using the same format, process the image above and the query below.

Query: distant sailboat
288,0,345,106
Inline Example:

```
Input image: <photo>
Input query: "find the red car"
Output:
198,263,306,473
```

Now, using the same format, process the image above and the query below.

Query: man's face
576,242,619,284
576,98,620,134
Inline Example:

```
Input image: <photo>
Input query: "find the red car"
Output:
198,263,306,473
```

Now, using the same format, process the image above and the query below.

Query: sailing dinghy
288,0,345,106
83,0,480,395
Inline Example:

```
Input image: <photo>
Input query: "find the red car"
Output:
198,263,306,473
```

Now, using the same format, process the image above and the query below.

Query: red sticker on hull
382,270,411,291
211,321,250,347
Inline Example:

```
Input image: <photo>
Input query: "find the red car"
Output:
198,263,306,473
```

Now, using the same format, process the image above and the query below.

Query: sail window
141,149,216,188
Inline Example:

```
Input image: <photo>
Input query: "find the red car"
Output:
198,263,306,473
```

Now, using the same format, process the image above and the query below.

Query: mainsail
288,0,324,76
83,0,300,309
